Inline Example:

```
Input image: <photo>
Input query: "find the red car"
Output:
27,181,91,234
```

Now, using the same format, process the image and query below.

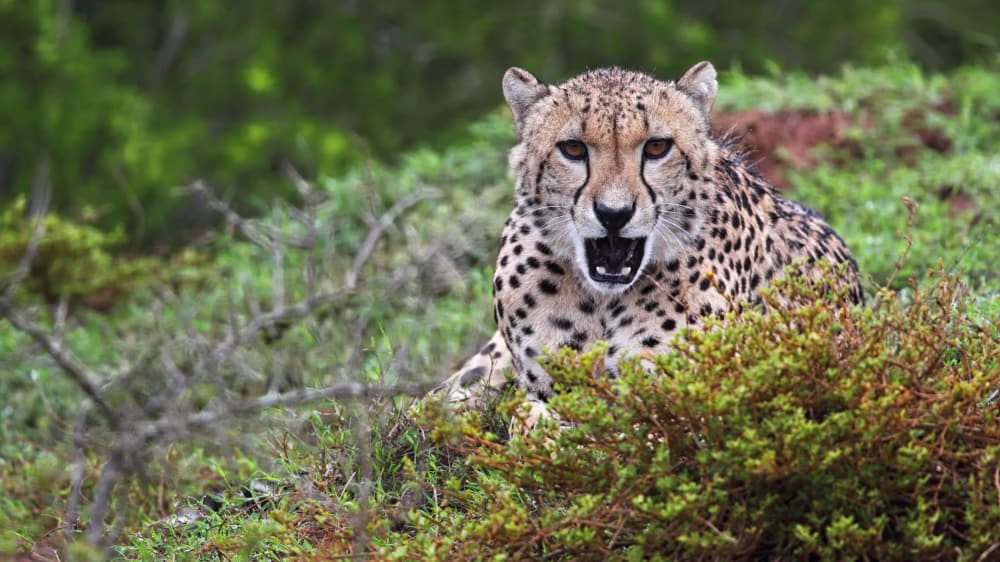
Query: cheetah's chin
584,236,646,286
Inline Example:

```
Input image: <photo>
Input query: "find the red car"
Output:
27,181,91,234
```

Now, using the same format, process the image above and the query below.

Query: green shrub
399,270,999,560
0,195,204,307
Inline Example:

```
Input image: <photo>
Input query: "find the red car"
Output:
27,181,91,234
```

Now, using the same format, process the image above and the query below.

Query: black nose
594,201,635,235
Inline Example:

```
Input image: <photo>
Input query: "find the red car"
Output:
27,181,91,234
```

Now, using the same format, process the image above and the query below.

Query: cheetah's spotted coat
435,62,862,422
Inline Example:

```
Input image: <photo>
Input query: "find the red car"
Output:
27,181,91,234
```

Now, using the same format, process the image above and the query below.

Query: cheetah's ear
503,67,549,137
676,61,718,115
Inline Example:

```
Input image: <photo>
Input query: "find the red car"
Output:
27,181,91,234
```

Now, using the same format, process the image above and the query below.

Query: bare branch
190,180,316,249
206,287,351,367
86,461,120,546
132,381,428,446
0,300,116,425
1,162,50,297
149,10,190,89
346,188,435,288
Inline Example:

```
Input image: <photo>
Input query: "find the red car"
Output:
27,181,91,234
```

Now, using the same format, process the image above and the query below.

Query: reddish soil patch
711,106,954,191
711,110,856,190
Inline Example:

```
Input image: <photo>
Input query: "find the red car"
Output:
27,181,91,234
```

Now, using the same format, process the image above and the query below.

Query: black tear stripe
571,158,591,207
535,161,546,192
639,157,658,203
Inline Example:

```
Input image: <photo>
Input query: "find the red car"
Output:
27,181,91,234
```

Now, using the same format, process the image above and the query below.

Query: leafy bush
399,270,999,559
0,195,207,309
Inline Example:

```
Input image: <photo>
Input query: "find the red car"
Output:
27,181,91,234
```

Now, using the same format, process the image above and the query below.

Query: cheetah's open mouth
584,236,646,285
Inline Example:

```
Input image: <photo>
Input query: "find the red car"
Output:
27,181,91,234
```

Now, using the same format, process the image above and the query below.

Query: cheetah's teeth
621,266,632,275
596,266,607,275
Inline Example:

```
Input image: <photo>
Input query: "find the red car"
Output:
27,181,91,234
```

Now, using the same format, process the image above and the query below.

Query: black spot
515,264,527,275
699,278,711,291
525,347,538,358
695,237,706,251
641,336,660,348
524,293,537,307
665,259,681,272
526,256,540,268
561,340,583,352
460,367,486,387
686,255,698,268
661,318,677,331
578,299,596,314
536,242,553,255
699,304,713,317
500,255,509,267
509,275,521,288
640,283,656,295
494,277,504,292
572,330,587,343
540,279,559,294
549,316,574,330
688,271,700,284
480,342,496,356
515,308,527,319
513,244,524,255
545,261,565,275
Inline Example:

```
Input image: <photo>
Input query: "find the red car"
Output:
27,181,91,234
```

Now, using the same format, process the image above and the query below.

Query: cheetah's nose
594,201,635,235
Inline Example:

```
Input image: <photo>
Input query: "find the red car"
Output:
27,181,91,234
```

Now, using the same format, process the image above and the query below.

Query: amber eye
643,138,674,160
557,140,588,161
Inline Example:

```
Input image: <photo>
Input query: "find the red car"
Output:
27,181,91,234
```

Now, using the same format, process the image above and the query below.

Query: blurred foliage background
1,0,997,247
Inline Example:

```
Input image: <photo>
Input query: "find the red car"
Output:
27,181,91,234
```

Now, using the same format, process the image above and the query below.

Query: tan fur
432,63,862,420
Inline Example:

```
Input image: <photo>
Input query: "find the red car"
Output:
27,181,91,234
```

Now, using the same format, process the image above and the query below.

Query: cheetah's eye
643,138,674,160
557,140,588,161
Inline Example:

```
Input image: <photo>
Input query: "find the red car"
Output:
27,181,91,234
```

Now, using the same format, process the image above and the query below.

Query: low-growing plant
399,269,999,560
0,195,205,308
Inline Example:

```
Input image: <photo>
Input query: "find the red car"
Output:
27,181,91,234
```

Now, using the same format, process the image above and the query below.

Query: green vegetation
1,61,998,559
400,271,998,559
2,1,998,244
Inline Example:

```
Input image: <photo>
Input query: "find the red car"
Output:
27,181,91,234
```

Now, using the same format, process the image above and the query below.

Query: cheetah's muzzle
584,236,646,285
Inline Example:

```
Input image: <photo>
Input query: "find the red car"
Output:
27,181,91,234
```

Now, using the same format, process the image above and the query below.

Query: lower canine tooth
596,266,607,275
622,266,632,275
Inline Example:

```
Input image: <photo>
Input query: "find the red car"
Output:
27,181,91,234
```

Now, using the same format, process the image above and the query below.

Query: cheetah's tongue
584,236,645,285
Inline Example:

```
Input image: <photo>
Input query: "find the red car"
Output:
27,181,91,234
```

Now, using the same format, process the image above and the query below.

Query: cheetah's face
501,63,720,293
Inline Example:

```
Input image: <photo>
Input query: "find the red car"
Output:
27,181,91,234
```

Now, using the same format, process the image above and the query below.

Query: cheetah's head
502,62,719,293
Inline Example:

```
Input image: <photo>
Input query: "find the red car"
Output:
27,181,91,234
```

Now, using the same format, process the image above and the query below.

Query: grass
0,60,997,559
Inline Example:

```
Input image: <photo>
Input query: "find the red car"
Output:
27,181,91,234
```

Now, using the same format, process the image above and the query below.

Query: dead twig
0,300,117,425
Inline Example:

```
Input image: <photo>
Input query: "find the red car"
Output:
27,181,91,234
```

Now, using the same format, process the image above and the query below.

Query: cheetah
434,62,862,423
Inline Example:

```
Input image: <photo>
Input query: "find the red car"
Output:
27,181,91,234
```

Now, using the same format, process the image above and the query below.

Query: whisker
656,202,694,211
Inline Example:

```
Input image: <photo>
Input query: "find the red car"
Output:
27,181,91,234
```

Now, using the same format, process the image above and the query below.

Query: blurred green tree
0,0,996,245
